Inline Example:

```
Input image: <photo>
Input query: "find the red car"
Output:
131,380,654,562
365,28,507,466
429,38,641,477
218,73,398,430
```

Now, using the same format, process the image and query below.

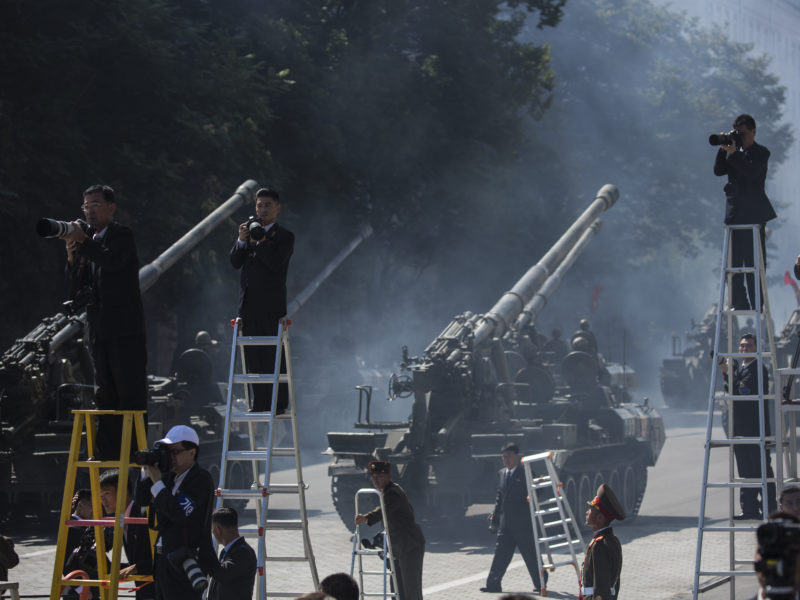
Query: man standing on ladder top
230,187,294,413
721,333,777,519
713,113,777,311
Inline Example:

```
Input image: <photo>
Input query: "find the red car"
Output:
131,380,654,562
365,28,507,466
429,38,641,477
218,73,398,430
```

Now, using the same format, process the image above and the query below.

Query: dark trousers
486,526,542,590
92,334,148,460
240,301,287,412
393,549,424,600
730,225,766,311
733,445,777,516
153,553,202,600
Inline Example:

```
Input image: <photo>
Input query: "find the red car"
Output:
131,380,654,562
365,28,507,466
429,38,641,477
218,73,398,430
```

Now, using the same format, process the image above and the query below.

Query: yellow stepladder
49,409,152,600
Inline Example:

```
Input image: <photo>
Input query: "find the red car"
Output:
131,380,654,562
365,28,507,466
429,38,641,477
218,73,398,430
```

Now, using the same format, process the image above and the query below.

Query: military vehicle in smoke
326,185,666,528
0,181,262,519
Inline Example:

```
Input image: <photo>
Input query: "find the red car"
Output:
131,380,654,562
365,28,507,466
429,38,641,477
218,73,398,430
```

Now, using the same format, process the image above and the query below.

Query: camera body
36,218,92,239
246,216,266,242
132,446,171,473
166,547,208,592
756,520,800,599
709,129,744,148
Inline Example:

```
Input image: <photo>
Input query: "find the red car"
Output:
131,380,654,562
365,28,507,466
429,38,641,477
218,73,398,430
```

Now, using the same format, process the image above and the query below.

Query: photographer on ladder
712,114,777,310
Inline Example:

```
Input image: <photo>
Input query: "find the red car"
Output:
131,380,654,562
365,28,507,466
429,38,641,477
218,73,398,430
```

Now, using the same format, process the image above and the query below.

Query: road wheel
577,474,593,511
607,468,620,496
592,472,605,497
622,464,637,516
562,476,578,517
331,474,366,532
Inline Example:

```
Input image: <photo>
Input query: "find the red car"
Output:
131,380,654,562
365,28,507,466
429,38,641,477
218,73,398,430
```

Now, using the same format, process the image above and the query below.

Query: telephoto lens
181,557,208,592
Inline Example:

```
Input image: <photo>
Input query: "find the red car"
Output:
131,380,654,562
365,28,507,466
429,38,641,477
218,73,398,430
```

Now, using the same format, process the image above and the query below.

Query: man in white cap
134,425,215,600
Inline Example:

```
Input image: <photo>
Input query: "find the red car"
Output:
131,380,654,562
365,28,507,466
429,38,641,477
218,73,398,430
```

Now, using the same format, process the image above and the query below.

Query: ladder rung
715,394,775,401
542,518,574,526
543,559,578,569
538,497,559,506
354,550,384,557
74,460,125,468
716,352,771,358
535,506,563,515
229,411,291,423
225,449,296,460
361,569,393,575
269,483,302,493
530,481,553,490
709,438,775,446
698,570,757,576
703,525,760,532
236,335,280,346
265,593,315,598
216,488,267,499
363,594,397,598
724,266,757,273
264,556,311,562
232,374,290,384
265,519,304,530
540,533,567,543
722,309,758,316
706,481,774,488
542,540,578,550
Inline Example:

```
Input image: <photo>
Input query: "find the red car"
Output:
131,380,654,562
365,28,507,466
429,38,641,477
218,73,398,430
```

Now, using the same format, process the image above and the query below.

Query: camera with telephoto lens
709,129,744,148
246,216,266,241
132,446,171,473
36,218,92,239
361,532,388,560
166,547,208,592
755,519,800,599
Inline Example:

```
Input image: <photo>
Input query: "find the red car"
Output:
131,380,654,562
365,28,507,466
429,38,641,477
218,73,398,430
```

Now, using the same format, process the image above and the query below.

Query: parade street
10,408,758,599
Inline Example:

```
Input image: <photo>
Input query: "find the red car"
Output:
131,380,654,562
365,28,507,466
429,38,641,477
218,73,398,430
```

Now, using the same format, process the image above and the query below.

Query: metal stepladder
214,317,319,598
350,488,398,600
692,224,779,599
49,409,153,600
522,451,586,596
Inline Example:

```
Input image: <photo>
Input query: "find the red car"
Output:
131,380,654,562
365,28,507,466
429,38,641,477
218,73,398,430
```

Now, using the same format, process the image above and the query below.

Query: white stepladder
692,224,779,599
350,488,398,600
214,317,319,598
522,451,586,595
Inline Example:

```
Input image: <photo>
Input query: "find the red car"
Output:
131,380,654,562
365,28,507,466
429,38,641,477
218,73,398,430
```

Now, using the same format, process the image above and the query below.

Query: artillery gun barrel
138,180,260,293
473,184,618,346
286,223,374,318
515,220,603,330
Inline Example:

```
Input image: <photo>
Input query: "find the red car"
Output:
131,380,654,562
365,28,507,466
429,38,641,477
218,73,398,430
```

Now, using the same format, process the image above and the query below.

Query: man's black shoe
733,512,761,520
480,587,502,593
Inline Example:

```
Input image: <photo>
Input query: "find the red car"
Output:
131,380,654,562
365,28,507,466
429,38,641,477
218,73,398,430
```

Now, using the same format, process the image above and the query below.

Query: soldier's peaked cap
588,483,625,521
368,460,391,474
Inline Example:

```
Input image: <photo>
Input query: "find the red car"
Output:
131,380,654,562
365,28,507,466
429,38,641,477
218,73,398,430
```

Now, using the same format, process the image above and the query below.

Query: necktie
219,548,227,561
505,470,511,488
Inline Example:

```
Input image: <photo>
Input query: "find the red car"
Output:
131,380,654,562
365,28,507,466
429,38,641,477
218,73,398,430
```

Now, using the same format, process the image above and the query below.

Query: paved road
6,408,764,599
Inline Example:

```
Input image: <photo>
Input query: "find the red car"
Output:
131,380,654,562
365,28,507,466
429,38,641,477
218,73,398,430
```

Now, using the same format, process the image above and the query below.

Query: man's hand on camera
721,141,737,155
65,239,79,265
144,464,162,484
238,223,250,242
63,222,88,243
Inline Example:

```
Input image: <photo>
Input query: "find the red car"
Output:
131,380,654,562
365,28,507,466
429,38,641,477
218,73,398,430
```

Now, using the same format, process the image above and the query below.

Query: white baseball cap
155,425,200,447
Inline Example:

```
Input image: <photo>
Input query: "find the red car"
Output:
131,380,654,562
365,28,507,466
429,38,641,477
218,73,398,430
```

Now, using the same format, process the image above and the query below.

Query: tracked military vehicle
326,185,665,528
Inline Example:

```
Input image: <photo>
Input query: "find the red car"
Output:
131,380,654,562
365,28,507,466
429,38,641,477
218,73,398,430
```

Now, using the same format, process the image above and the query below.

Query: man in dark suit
64,184,147,460
355,461,425,600
134,425,215,600
230,187,294,413
721,333,777,519
581,483,625,600
713,114,777,311
99,469,154,600
206,508,256,600
481,442,544,593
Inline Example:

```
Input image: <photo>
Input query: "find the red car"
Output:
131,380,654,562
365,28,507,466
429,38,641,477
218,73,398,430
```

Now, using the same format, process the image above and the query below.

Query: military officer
581,483,625,600
355,461,425,600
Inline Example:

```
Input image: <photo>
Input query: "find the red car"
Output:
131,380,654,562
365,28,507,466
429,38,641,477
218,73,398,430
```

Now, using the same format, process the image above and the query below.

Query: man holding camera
713,114,777,311
751,512,800,600
134,425,215,600
64,184,147,461
230,187,294,413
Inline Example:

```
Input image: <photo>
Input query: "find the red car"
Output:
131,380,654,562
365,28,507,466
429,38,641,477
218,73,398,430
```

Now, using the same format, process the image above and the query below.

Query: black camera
709,129,744,148
167,547,208,592
755,520,800,599
132,446,171,472
246,216,266,241
36,218,92,239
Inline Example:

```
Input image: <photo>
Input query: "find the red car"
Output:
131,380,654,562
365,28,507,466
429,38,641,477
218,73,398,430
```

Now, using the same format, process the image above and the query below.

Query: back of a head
294,593,334,600
212,507,239,530
320,572,359,600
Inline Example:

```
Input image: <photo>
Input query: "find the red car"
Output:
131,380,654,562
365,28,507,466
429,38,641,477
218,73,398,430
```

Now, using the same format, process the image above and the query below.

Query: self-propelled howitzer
327,184,665,527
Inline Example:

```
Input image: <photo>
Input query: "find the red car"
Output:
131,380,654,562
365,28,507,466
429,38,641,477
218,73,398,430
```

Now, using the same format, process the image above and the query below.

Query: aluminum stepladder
49,409,153,600
214,317,319,598
692,224,779,599
350,488,398,600
522,451,586,596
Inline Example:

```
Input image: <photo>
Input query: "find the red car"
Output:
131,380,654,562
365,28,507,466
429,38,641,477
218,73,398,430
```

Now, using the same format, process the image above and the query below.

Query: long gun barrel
514,219,603,331
473,184,618,347
139,180,259,292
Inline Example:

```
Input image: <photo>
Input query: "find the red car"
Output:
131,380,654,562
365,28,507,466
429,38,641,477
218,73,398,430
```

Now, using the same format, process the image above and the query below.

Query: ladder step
362,570,393,575
265,593,316,598
698,570,757,577
75,459,126,468
721,309,758,316
236,335,280,346
225,449,296,460
232,374,290,384
264,556,311,562
542,540,580,550
354,550,384,557
530,481,554,490
229,411,292,423
540,533,567,543
542,518,574,526
216,488,268,499
534,506,564,515
543,559,578,569
706,481,774,488
714,394,776,401
703,525,759,532
265,519,304,530
709,438,775,446
724,266,757,274
363,594,397,598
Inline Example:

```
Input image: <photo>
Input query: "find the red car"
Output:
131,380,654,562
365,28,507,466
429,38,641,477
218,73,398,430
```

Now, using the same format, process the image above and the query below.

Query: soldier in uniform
354,461,425,600
581,483,625,600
